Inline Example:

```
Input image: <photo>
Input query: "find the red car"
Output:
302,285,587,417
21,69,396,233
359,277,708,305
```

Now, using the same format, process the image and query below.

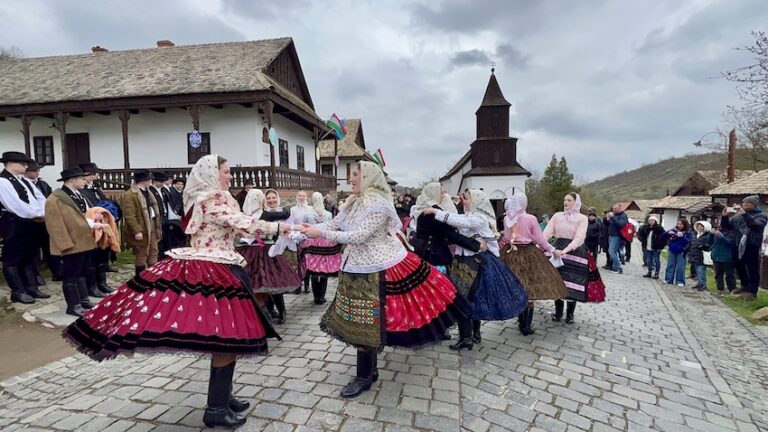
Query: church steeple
475,68,511,139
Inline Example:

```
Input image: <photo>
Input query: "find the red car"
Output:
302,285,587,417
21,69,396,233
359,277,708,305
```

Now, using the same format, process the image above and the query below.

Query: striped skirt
551,238,590,302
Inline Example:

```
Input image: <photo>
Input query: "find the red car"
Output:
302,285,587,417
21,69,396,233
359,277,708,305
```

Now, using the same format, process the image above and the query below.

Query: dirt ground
0,307,75,381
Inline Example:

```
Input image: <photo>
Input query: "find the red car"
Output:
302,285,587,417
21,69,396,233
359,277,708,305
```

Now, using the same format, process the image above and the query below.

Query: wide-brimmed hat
151,171,169,182
78,162,99,175
58,167,86,182
132,170,152,182
243,178,254,186
0,151,33,164
26,161,41,172
172,177,186,184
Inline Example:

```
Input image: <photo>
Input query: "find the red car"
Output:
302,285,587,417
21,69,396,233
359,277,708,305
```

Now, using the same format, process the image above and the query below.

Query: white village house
440,69,531,214
0,38,335,193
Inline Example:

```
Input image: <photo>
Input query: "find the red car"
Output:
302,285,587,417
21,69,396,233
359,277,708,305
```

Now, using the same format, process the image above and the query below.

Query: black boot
319,277,328,304
266,296,279,319
565,301,576,324
521,306,536,336
471,320,482,344
311,277,323,305
135,266,146,278
97,270,114,294
63,282,85,317
372,353,379,383
449,319,473,351
303,275,310,294
23,265,51,299
652,272,660,280
553,300,564,322
77,278,95,309
643,271,652,278
340,350,374,398
203,362,246,428
86,278,106,298
274,294,286,324
225,361,250,413
5,266,35,304
36,275,46,286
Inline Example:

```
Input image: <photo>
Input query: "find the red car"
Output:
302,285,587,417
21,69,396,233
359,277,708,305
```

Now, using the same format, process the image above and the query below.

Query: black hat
0,151,33,164
151,171,169,182
58,167,86,182
244,178,254,186
26,161,41,172
133,170,151,182
78,162,99,175
172,177,186,184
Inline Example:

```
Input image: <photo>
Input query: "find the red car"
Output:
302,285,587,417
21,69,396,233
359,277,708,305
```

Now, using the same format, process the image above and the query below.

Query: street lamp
692,129,737,184
692,131,727,149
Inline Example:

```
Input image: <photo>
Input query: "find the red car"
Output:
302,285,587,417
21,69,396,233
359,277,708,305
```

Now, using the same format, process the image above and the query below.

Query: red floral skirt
586,250,606,303
63,259,279,361
321,252,469,348
237,245,303,294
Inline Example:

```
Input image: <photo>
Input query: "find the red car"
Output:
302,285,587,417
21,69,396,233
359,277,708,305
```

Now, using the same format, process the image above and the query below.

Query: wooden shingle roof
709,169,768,195
317,119,374,161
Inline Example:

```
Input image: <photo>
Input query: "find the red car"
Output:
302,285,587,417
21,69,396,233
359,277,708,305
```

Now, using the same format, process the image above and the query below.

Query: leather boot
87,278,106,298
266,296,279,319
449,319,473,351
203,362,246,428
652,272,659,280
5,266,35,304
553,300,564,322
135,266,146,278
311,277,322,305
36,275,46,286
97,270,114,294
471,320,482,344
23,265,51,299
372,353,379,382
303,275,310,294
77,278,95,309
274,294,286,324
642,271,652,278
521,306,536,336
565,301,576,324
63,282,85,317
319,278,328,304
225,361,250,413
340,349,374,398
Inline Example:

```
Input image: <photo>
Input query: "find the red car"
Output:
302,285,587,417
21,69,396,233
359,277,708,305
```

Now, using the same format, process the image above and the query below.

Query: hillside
582,150,768,204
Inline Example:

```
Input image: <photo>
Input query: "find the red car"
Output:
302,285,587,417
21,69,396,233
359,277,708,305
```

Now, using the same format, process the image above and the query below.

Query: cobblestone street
1,258,767,432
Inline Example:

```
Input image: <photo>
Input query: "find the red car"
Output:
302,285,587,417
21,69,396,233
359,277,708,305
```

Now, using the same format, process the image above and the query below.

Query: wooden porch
99,166,336,192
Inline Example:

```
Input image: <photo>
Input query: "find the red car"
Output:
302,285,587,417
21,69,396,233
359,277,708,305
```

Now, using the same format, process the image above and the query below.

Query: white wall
659,209,682,231
440,161,526,200
0,105,317,185
441,160,471,196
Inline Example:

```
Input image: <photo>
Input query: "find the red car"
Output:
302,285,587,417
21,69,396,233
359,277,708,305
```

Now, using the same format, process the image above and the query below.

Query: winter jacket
641,224,666,250
122,184,163,250
709,232,734,263
413,209,480,266
666,229,691,255
586,218,601,249
721,210,768,248
44,189,98,256
599,216,610,250
608,211,628,236
688,227,712,266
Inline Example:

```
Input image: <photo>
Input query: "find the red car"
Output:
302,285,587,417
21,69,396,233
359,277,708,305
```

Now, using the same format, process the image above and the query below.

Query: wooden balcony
99,166,336,192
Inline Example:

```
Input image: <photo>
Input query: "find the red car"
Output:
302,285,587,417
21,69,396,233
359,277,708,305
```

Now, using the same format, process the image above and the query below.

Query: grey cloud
495,43,528,69
450,49,492,68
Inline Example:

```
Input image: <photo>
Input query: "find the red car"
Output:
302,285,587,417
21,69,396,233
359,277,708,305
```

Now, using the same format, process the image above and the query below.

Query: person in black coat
24,162,61,283
170,178,185,217
640,216,666,279
235,178,254,211
585,208,601,259
600,210,612,269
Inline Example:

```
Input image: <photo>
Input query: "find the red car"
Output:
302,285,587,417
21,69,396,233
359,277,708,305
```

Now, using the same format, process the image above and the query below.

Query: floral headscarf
563,192,582,221
503,192,528,229
242,189,265,218
182,154,221,214
340,161,392,211
467,189,497,231
311,191,325,215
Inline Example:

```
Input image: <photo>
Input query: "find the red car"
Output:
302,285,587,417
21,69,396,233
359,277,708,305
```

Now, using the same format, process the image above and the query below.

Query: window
296,146,305,170
346,163,351,183
187,132,211,164
33,136,55,166
278,139,289,167
321,164,333,175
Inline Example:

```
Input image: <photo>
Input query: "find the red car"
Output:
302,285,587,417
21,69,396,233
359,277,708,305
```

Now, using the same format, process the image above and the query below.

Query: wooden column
263,101,276,189
20,115,32,158
313,126,320,179
186,105,202,130
53,112,70,168
117,110,131,183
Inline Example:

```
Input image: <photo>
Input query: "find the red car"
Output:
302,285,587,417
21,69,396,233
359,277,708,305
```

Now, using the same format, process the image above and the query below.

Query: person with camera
664,219,691,287
721,196,767,300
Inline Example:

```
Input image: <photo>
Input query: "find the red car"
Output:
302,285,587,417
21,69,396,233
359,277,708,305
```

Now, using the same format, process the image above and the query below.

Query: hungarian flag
326,113,347,139
373,148,386,168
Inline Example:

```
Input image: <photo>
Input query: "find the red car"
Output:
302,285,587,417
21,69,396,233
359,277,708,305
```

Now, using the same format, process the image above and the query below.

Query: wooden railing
99,166,336,192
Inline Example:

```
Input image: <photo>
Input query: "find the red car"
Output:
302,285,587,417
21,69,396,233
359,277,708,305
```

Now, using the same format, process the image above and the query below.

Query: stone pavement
1,258,767,431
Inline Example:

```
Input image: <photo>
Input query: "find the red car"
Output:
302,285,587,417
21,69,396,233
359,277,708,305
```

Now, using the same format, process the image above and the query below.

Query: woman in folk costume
422,189,528,351
262,189,299,323
543,192,606,324
500,192,567,336
301,191,342,305
301,161,469,398
64,155,288,429
289,190,314,293
236,189,303,319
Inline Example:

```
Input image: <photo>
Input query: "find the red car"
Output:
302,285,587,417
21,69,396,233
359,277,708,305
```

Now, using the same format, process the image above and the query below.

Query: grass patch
115,250,135,265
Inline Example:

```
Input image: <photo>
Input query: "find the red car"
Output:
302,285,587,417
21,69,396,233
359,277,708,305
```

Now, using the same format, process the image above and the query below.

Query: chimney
91,46,108,53
156,40,175,48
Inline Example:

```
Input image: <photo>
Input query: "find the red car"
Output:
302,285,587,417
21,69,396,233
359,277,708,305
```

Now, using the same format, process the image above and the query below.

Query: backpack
620,223,635,241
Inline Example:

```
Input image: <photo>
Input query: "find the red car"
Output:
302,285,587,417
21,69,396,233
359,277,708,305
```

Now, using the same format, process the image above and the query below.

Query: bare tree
723,31,768,110
723,105,768,171
0,46,23,61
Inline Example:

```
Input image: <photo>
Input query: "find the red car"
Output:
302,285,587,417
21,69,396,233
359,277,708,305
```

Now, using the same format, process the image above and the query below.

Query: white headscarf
340,161,393,211
467,189,497,231
441,192,458,214
412,182,442,218
264,189,281,210
504,192,528,229
242,189,265,218
563,192,582,221
295,190,311,209
182,154,221,214
311,191,325,215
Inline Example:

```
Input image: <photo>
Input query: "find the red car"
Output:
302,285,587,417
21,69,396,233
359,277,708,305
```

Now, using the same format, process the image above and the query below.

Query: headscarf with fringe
242,189,265,218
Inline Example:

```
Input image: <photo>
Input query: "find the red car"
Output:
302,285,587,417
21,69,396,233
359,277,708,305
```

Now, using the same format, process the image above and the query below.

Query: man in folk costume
0,152,50,303
235,178,254,210
25,161,62,284
123,170,162,276
149,171,173,258
45,167,109,316
159,171,186,251
170,177,185,216
78,162,115,295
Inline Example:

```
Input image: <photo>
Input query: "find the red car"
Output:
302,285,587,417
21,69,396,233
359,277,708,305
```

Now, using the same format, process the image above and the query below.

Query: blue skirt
451,252,528,321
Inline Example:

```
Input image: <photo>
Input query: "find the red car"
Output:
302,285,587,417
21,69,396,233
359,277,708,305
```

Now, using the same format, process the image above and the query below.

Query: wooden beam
70,112,84,118
151,108,166,113
20,115,32,157
210,104,223,109
186,105,202,130
116,110,131,170
54,112,70,168
240,102,253,108
128,109,139,115
95,111,111,116
39,113,54,119
0,117,5,122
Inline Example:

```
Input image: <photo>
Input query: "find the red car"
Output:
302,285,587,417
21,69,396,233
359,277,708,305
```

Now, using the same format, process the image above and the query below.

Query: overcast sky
1,0,765,186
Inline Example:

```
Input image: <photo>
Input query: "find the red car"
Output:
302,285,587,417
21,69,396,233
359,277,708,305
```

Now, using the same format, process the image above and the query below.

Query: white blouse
434,209,500,257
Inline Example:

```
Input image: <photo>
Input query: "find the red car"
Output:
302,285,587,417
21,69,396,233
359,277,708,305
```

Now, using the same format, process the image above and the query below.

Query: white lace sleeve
321,210,387,245
434,209,485,230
